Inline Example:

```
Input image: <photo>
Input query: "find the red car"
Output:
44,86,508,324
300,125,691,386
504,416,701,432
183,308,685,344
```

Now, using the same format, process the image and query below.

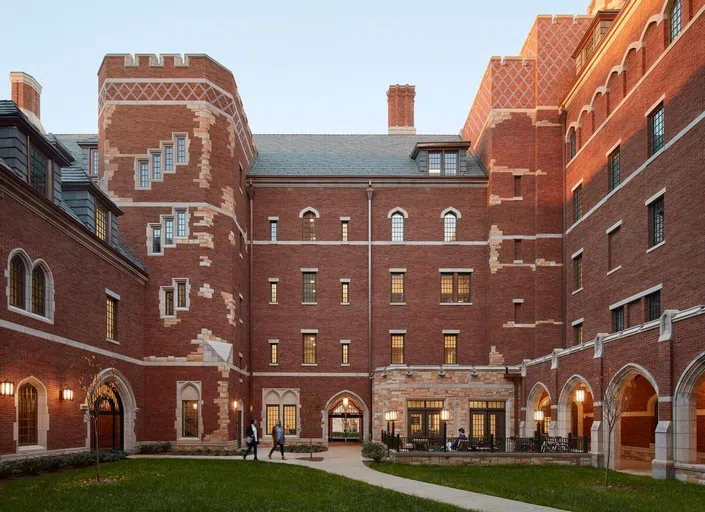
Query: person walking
243,418,259,460
268,420,286,460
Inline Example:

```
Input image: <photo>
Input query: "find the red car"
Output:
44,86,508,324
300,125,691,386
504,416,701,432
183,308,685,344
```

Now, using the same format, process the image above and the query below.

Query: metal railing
381,431,589,454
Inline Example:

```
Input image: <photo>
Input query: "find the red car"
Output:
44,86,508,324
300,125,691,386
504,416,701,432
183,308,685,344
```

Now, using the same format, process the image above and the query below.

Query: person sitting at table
450,428,467,451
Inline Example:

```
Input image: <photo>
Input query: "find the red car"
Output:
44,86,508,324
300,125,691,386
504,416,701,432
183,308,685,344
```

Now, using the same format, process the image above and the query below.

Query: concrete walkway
132,444,567,512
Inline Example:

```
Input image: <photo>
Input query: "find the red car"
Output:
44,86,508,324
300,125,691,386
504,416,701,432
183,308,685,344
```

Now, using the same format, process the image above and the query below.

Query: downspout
247,180,255,416
367,180,374,441
560,109,567,349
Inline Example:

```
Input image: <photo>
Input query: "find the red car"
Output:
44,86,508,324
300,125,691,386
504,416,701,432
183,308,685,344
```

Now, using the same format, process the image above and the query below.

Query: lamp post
533,409,544,436
388,410,397,438
441,409,450,451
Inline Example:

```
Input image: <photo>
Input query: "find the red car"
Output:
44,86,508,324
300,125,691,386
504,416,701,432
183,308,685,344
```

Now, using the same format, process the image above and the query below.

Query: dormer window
428,151,458,176
90,148,99,176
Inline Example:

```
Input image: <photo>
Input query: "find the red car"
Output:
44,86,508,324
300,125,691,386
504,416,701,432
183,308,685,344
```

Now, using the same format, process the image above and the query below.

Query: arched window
670,0,682,43
10,255,26,309
444,213,457,242
569,128,577,159
391,213,404,242
302,212,316,241
32,267,46,316
181,385,199,438
18,384,38,446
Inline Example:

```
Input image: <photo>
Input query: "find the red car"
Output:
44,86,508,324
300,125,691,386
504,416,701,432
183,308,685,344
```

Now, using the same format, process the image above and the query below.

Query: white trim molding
298,207,320,218
644,94,666,118
571,248,584,260
300,329,319,334
645,188,666,206
609,283,663,311
439,268,474,273
389,329,407,334
105,288,121,301
571,179,584,192
389,268,407,273
387,207,409,219
571,318,584,327
442,329,460,334
440,207,462,219
606,220,623,234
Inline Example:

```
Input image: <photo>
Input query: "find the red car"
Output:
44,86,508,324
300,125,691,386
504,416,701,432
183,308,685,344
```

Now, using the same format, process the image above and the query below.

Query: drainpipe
367,180,374,441
560,108,567,349
247,180,255,417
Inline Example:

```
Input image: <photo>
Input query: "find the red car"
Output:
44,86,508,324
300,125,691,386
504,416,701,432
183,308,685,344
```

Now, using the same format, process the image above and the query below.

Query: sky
2,0,588,135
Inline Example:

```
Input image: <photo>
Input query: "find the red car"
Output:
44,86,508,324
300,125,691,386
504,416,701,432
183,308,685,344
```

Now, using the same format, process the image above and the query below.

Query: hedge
0,450,127,479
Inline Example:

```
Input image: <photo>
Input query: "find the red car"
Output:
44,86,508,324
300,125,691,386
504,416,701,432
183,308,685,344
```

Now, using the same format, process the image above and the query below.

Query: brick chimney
10,72,44,132
387,84,416,135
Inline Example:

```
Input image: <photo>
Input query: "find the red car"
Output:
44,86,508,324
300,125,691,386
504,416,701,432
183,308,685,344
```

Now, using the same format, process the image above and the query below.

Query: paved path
132,444,566,512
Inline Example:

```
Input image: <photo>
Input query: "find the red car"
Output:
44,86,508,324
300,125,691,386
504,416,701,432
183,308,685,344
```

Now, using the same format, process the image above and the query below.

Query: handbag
246,436,253,445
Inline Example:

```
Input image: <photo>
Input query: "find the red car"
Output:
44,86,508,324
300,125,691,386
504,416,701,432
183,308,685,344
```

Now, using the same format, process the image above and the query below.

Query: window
29,147,48,197
428,151,458,176
444,334,457,365
106,295,118,340
164,217,174,246
608,227,620,271
440,272,471,303
164,288,174,316
443,213,457,241
574,254,583,290
468,401,506,439
391,213,404,242
176,137,187,163
514,175,521,197
176,210,187,238
341,282,350,304
574,322,584,345
239,233,245,255
391,273,405,303
613,306,625,332
303,334,317,364
649,104,664,155
17,384,38,446
514,301,522,323
182,400,198,437
428,151,441,175
176,281,187,308
444,152,457,176
91,149,99,176
164,145,173,172
407,400,444,437
283,405,297,436
670,0,682,42
573,184,583,222
646,290,661,321
31,267,45,316
9,255,26,308
391,334,404,364
514,239,522,262
270,282,278,303
270,221,277,241
266,404,279,435
95,207,108,242
152,152,161,180
302,212,316,241
341,221,349,242
608,146,620,191
139,160,149,188
569,129,577,159
341,343,349,365
151,225,162,254
302,272,316,303
270,342,278,365
649,196,665,247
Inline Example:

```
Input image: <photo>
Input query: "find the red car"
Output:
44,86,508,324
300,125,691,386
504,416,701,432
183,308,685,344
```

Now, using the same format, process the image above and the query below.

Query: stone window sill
301,363,318,367
572,288,583,296
302,302,318,306
647,240,665,254
269,363,278,366
341,363,350,367
17,445,46,455
106,337,120,345
390,302,406,306
341,302,350,306
607,265,622,276
440,302,472,306
8,305,54,325
269,302,278,305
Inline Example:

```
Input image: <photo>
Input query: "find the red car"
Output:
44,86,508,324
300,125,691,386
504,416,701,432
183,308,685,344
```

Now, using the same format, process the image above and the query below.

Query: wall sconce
1,380,14,397
232,400,238,410
533,409,544,422
575,389,585,403
342,396,349,408
440,409,450,421
60,387,74,401
192,402,199,410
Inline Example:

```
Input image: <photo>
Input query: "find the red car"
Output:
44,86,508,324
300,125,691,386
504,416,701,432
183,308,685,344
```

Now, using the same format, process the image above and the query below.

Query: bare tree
602,371,636,486
75,356,117,482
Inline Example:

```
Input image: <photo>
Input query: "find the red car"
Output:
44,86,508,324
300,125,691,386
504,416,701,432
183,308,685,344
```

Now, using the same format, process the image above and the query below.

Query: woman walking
268,420,286,460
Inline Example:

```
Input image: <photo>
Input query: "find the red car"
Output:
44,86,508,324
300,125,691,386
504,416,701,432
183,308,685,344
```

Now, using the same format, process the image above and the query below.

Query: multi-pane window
444,334,457,365
608,227,620,271
574,254,583,290
30,147,48,197
514,175,521,197
91,149,99,176
609,146,620,191
176,137,187,163
407,400,444,437
444,152,457,176
164,145,174,172
391,273,405,303
428,151,458,176
152,225,162,254
270,221,278,241
283,405,297,435
176,210,187,238
342,343,349,365
177,281,187,308
302,212,316,241
341,282,350,304
573,184,583,222
670,0,682,43
31,267,45,316
440,272,471,303
182,400,198,437
139,160,149,188
270,282,278,303
152,152,162,180
106,295,118,340
303,334,317,364
646,290,661,321
569,129,577,159
613,306,625,332
444,213,457,241
302,273,316,303
574,323,584,345
164,217,174,246
341,221,349,242
391,334,404,364
649,104,664,155
649,196,665,247
95,207,107,242
270,342,278,364
428,151,442,175
10,256,25,308
17,384,38,446
266,404,279,434
164,288,174,316
391,213,404,242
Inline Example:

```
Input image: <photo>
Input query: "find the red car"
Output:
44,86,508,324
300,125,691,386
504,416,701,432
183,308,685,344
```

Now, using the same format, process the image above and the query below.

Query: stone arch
322,390,369,445
387,207,409,219
6,248,32,311
526,382,552,435
14,376,49,453
175,381,202,442
556,374,595,437
298,207,320,218
30,259,55,321
88,368,138,452
565,123,579,143
673,351,705,465
440,207,462,219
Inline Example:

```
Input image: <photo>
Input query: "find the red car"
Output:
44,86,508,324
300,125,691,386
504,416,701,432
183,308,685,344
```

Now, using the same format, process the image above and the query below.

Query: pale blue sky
2,0,588,134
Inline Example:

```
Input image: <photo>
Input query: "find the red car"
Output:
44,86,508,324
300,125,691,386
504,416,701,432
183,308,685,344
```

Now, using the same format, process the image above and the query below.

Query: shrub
361,441,387,463
137,442,172,454
283,444,328,453
0,450,126,479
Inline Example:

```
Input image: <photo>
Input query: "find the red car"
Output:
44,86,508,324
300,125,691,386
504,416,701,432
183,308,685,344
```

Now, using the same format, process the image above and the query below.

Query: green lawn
0,459,460,512
372,463,705,512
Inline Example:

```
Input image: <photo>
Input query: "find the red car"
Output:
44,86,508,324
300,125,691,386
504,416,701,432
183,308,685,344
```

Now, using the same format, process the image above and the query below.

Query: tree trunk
94,416,101,482
604,425,611,487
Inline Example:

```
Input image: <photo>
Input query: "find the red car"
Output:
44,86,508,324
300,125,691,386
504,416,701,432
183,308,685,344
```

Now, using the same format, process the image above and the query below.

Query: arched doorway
674,352,705,469
526,383,552,436
557,375,594,439
322,390,369,445
91,384,123,451
85,368,137,452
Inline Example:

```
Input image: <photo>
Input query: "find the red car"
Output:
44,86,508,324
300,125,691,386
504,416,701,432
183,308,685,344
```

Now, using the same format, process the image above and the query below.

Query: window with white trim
270,220,277,241
139,160,149,188
270,342,279,365
391,213,404,242
443,213,457,241
670,0,682,43
391,334,404,364
164,217,174,246
176,137,187,163
90,148,99,176
176,209,187,238
164,145,174,172
152,152,162,180
106,294,118,341
649,195,664,247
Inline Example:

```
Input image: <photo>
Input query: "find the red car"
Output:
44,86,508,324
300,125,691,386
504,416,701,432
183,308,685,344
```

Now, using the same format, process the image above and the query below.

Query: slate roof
53,134,97,173
248,134,486,176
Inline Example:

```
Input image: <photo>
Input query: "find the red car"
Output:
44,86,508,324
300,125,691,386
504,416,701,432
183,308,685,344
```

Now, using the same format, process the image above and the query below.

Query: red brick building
1,0,704,483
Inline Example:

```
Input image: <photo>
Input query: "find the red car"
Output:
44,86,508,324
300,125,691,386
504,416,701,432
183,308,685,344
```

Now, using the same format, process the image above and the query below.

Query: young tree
75,356,118,482
602,371,636,487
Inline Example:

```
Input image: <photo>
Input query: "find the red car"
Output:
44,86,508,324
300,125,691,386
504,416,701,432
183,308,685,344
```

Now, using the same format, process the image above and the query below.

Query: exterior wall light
60,387,74,401
233,400,238,410
440,409,450,421
342,396,349,408
533,409,544,422
575,389,585,403
1,380,14,397
192,402,198,410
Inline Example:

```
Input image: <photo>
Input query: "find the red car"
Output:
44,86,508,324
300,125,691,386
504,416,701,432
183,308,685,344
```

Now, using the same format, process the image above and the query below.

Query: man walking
243,418,259,460
268,420,286,460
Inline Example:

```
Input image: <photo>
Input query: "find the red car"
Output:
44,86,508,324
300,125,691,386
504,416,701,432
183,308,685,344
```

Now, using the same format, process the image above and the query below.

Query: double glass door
469,401,505,439
408,400,444,437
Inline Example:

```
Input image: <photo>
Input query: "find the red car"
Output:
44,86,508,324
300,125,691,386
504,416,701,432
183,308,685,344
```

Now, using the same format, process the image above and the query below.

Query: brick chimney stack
387,84,416,135
10,72,44,132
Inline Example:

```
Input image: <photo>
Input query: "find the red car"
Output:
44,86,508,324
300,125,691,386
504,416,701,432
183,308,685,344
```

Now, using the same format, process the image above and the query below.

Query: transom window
444,334,457,365
302,272,316,303
152,152,161,180
106,295,118,340
303,334,317,364
18,384,38,446
9,255,25,308
407,400,443,437
30,147,48,197
469,401,506,439
302,212,316,241
649,195,665,247
443,213,457,241
649,104,664,155
391,273,405,303
428,151,458,176
391,334,404,364
609,146,620,191
391,213,404,242
574,254,583,290
95,207,108,242
670,0,682,43
31,267,45,316
573,184,583,222
646,290,661,322
440,272,471,303
270,221,277,241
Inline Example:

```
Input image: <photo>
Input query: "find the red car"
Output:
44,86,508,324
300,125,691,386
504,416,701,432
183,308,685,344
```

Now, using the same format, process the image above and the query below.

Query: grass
372,463,705,512
0,458,461,512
